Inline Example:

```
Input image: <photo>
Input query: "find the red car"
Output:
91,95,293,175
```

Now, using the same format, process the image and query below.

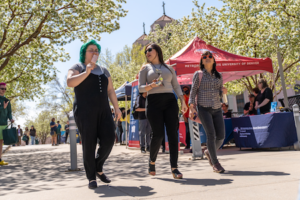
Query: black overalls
73,72,115,181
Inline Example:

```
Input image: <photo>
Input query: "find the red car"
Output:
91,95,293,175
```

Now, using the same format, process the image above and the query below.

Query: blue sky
18,0,224,126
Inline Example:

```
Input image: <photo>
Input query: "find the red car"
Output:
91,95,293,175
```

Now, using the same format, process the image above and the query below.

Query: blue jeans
30,136,35,145
116,126,121,142
121,121,129,143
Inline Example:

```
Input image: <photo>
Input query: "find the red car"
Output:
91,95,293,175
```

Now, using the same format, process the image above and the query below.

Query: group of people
66,40,227,189
50,119,69,146
220,79,273,119
16,125,37,146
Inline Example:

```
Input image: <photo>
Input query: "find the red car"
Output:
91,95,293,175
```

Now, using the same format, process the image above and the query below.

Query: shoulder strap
198,70,203,88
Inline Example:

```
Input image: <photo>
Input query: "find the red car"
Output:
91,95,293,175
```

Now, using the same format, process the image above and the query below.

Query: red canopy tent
166,36,273,84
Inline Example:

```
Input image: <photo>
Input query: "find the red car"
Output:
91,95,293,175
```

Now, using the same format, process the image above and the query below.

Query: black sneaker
96,173,111,183
88,180,97,189
146,147,150,152
141,149,146,153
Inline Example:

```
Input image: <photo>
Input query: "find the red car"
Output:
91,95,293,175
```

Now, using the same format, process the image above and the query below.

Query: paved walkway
0,144,300,200
1,145,9,154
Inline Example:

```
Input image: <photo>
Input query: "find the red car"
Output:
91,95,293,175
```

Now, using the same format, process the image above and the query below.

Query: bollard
292,104,300,150
68,111,80,171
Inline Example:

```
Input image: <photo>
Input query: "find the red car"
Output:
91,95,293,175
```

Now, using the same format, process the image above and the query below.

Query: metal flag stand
188,119,203,160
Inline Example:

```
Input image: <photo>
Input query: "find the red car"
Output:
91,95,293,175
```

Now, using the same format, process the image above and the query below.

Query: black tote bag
3,124,18,145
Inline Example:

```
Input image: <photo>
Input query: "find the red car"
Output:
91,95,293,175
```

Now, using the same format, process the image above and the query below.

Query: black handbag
3,124,18,145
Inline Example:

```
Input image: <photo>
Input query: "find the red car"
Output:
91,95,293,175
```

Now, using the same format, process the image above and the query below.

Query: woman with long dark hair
189,51,227,173
139,43,187,179
67,40,121,189
29,126,36,145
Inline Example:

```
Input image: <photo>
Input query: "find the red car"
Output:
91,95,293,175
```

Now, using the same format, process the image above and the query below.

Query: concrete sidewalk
1,145,9,154
0,144,300,200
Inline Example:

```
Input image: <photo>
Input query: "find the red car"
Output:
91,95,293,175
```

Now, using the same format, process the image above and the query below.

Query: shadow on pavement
94,185,156,198
222,171,290,176
157,178,233,186
0,148,86,196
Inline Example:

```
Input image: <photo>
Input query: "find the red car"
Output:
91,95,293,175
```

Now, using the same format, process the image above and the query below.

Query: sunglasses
0,88,6,91
202,55,214,59
145,48,153,55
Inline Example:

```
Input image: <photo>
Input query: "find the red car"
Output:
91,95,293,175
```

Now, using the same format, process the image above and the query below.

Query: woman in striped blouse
189,51,227,173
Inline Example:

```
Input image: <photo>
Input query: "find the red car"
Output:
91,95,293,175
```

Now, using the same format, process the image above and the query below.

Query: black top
257,87,273,114
223,111,232,119
65,124,69,133
244,102,257,115
136,95,146,120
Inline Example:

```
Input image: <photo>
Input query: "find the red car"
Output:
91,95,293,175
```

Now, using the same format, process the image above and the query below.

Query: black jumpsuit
73,71,115,181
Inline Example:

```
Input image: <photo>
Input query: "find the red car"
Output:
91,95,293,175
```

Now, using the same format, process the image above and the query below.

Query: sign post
68,111,81,171
293,104,300,150
188,119,203,160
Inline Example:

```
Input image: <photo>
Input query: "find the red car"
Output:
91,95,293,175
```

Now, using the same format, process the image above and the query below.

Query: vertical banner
128,80,140,148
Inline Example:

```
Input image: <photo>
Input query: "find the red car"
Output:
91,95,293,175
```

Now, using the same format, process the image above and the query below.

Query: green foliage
0,0,127,100
147,0,300,96
38,76,74,123
25,110,54,144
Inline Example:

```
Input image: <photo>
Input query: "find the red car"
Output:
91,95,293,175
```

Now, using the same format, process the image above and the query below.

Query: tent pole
272,72,278,103
125,95,128,149
275,35,289,108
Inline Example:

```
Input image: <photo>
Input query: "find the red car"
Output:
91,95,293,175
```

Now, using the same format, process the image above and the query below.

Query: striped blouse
188,69,223,109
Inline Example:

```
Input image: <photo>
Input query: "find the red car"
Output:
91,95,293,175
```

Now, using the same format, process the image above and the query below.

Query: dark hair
57,121,60,123
182,86,190,90
51,118,55,122
248,94,255,98
145,43,171,72
252,87,260,94
258,78,268,89
222,103,229,108
200,51,221,79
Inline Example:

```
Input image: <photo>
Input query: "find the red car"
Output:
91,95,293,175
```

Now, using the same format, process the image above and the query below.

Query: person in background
57,121,62,144
0,82,14,165
189,51,227,173
17,125,23,146
29,125,36,145
24,127,30,145
182,86,191,149
255,78,273,114
252,87,260,107
111,108,115,119
135,92,151,153
65,121,69,144
244,94,257,115
222,103,232,118
120,108,126,144
50,118,57,146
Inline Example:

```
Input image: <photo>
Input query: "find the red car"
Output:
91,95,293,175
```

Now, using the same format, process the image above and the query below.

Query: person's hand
189,106,197,119
255,105,259,110
222,87,227,95
10,119,15,123
86,62,96,73
3,101,9,109
150,79,159,88
115,108,122,121
181,102,188,114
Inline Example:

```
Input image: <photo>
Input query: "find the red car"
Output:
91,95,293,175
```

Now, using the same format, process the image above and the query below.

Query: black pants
185,122,190,148
147,93,179,168
197,106,225,165
57,134,61,144
65,132,69,143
